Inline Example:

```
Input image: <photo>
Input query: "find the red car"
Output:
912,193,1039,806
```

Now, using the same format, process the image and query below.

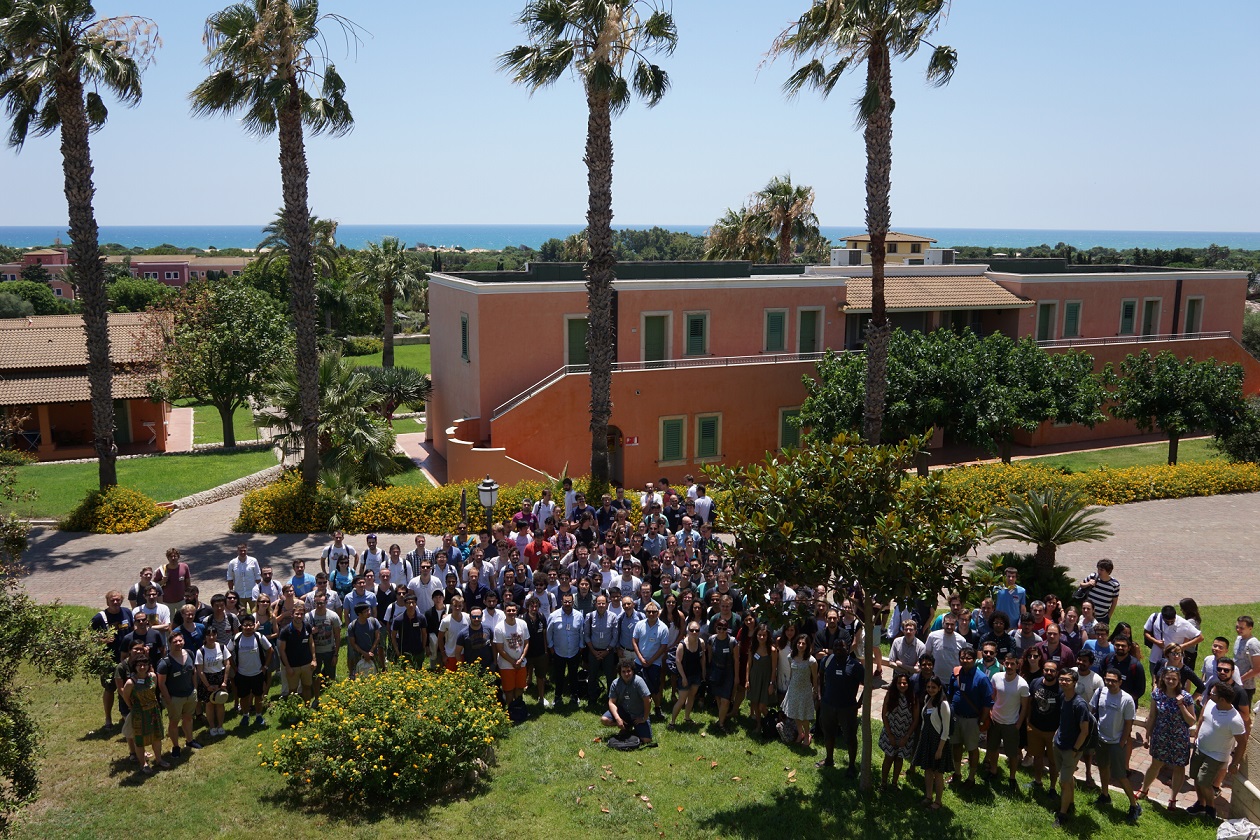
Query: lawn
7,604,1232,840
387,454,435,487
191,404,262,445
2,449,278,519
390,417,424,435
1019,437,1222,472
344,342,430,373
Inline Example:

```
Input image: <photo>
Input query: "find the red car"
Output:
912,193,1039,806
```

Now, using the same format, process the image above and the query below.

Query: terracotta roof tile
841,231,938,244
842,274,1033,313
0,370,154,405
0,313,157,369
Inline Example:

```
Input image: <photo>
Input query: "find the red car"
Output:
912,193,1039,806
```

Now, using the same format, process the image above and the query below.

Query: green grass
191,404,261,445
344,342,430,373
390,417,425,435
2,449,278,518
1019,438,1222,472
387,455,435,488
8,604,1231,840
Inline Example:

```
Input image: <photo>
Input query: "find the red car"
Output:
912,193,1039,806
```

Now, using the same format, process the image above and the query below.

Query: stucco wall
445,417,552,485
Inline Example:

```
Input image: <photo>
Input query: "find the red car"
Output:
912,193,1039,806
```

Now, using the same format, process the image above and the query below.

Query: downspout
1171,277,1183,334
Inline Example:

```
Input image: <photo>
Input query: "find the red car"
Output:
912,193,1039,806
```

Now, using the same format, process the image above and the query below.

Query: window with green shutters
696,414,720,459
1119,299,1137,335
780,408,801,450
1185,297,1204,334
643,314,667,365
460,313,469,360
765,310,786,352
798,309,820,353
1035,302,1056,342
685,312,708,356
659,417,685,463
566,316,589,365
1063,301,1081,338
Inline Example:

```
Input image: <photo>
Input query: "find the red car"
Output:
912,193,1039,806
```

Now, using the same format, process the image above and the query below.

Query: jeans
551,654,580,701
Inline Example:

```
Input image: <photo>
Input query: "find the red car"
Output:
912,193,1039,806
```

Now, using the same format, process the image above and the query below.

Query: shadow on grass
258,769,493,826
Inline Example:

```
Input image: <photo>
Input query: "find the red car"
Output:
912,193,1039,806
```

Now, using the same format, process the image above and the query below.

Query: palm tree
702,206,775,263
257,208,340,278
191,0,354,487
750,174,820,264
0,1,158,489
360,366,432,425
772,0,957,445
501,0,676,489
990,487,1113,572
354,237,419,368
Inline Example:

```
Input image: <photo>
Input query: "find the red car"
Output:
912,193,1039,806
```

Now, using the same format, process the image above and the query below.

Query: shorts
235,671,265,699
819,704,858,744
500,667,527,692
602,709,652,741
949,716,981,751
288,663,313,693
100,668,116,690
196,669,226,704
1190,749,1225,789
166,693,197,719
1096,741,1128,777
528,650,550,672
1027,726,1055,761
1053,746,1080,786
989,721,1020,763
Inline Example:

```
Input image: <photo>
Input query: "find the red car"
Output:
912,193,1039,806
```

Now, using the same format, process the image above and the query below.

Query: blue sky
2,1,1257,232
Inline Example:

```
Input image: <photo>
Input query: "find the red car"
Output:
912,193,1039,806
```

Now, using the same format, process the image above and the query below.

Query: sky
1,0,1258,232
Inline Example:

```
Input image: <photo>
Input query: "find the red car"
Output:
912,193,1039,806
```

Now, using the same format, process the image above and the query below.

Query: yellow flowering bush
265,665,508,804
235,471,342,533
61,485,165,533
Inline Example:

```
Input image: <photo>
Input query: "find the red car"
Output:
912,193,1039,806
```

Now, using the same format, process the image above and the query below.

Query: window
659,416,685,464
910,243,922,254
142,272,158,279
54,288,63,297
164,271,179,280
1141,298,1161,337
460,313,470,361
565,315,589,366
641,312,670,366
1063,301,1082,338
1184,297,1204,334
1035,302,1057,342
887,243,898,254
231,270,241,276
1119,299,1137,335
764,309,787,352
695,414,721,461
798,308,822,353
684,312,708,356
779,408,801,450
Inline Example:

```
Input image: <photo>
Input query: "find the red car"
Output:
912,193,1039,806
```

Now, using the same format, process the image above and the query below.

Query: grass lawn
1019,437,1222,472
390,417,424,435
344,342,430,373
2,449,278,519
8,605,1233,840
191,404,262,445
387,455,435,487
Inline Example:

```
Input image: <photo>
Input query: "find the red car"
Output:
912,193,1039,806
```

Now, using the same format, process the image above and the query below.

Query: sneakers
238,716,251,730
543,699,554,709
170,745,182,758
1205,806,1217,821
1127,803,1142,823
189,740,203,750
254,715,265,727
1008,779,1019,794
1052,812,1067,828
1094,794,1110,808
1185,802,1205,815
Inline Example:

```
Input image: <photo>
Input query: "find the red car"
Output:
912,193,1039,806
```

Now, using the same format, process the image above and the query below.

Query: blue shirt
615,609,643,649
587,610,617,650
343,591,377,618
290,573,318,599
821,653,865,708
547,608,584,659
632,618,671,663
1082,639,1114,673
948,665,994,719
994,585,1027,627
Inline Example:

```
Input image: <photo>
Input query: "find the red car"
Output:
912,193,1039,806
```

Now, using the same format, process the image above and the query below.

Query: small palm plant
989,487,1113,572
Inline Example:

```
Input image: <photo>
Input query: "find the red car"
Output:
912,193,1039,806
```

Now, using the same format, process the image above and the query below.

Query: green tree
106,275,175,312
772,0,956,445
192,0,355,487
18,263,50,284
143,280,290,447
0,292,33,319
703,205,776,263
990,488,1113,573
709,432,984,791
0,0,159,490
1243,310,1260,361
360,365,432,424
749,173,820,264
1109,349,1246,465
502,0,677,490
354,237,419,367
0,280,59,315
1216,395,1260,464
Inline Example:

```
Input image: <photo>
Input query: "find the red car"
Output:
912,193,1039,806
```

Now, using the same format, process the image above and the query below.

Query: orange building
428,259,1259,487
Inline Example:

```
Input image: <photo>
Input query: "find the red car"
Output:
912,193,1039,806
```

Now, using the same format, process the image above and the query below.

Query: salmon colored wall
430,281,483,455
445,417,553,485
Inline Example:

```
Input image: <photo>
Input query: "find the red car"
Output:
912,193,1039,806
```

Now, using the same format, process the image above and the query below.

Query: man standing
586,594,619,705
547,593,584,707
993,567,1027,628
632,602,671,719
90,590,133,732
1052,670,1094,828
391,593,428,668
1144,605,1203,678
1092,668,1141,822
1187,683,1247,821
438,595,469,672
494,603,530,704
252,566,283,604
947,646,993,786
1235,615,1260,704
1101,636,1147,704
1077,558,1120,623
278,603,316,704
138,585,172,638
1035,624,1078,670
926,615,964,675
226,543,261,603
346,603,382,678
816,636,864,775
126,567,162,608
888,620,925,677
455,609,497,673
156,631,200,757
288,559,317,600
406,558,443,616
986,652,1030,791
307,592,341,702
232,614,272,728
121,611,164,664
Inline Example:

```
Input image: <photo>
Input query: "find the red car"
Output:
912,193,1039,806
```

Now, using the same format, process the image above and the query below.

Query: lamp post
477,474,499,534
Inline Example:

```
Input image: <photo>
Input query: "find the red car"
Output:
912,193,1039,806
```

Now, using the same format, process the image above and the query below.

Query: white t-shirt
481,608,505,638
1196,700,1246,761
494,619,530,670
1235,636,1260,690
406,575,443,615
926,629,963,673
361,548,388,577
196,642,231,675
233,633,272,677
1091,687,1136,744
1145,614,1199,665
991,673,1030,726
1203,654,1244,686
322,542,357,568
438,613,470,659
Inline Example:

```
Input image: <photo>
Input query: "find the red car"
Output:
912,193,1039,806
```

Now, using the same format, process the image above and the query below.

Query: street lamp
477,474,499,534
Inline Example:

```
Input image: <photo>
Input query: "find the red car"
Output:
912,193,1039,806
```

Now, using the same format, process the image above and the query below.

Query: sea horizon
3,223,1260,253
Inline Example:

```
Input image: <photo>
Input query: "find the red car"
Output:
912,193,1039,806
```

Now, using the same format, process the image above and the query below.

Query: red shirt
522,540,554,570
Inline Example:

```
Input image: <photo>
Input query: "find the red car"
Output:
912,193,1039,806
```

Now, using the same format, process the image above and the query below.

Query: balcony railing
1037,330,1231,349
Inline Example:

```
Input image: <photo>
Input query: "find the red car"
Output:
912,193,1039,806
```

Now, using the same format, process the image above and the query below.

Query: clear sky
2,1,1258,232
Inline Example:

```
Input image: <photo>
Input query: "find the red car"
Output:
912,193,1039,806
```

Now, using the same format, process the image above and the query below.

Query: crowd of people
87,476,1258,828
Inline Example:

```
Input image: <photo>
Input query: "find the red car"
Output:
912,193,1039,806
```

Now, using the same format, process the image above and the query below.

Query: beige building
840,231,938,265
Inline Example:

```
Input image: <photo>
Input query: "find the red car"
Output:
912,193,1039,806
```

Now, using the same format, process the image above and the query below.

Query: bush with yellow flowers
264,664,509,804
234,471,343,533
61,485,166,533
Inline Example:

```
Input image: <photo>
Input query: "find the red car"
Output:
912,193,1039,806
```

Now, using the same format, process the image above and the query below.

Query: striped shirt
1082,574,1120,621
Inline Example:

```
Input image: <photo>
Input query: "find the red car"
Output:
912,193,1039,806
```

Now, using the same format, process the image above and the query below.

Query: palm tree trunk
584,85,614,491
777,225,792,265
57,73,116,489
1167,433,1179,465
862,36,893,447
278,84,321,487
383,289,395,368
1035,542,1056,573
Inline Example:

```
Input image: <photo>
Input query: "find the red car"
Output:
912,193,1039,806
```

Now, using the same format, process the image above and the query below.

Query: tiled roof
841,231,938,244
841,274,1033,313
0,312,157,369
0,370,154,405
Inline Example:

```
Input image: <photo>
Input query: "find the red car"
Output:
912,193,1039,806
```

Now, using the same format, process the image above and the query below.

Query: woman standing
1019,646,1046,683
745,623,777,733
880,672,920,787
522,597,549,707
121,658,168,773
781,633,818,746
671,621,707,726
912,675,952,809
732,612,758,716
195,624,232,737
154,548,192,610
708,618,738,731
776,624,799,696
1139,668,1196,810
330,556,355,615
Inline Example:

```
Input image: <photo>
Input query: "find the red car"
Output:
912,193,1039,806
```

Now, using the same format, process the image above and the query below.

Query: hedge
61,486,166,534
234,472,344,534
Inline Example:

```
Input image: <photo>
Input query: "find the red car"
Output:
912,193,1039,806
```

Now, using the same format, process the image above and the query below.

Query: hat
210,689,230,705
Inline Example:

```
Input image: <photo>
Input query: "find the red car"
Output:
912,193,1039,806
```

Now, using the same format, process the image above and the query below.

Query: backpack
232,632,270,669
507,697,529,725
607,732,641,751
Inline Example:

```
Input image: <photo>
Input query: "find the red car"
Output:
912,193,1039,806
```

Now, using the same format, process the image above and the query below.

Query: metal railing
1037,330,1231,349
491,351,830,420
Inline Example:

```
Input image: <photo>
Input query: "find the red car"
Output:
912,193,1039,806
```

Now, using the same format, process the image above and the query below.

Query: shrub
0,449,35,467
234,471,344,534
265,665,508,805
342,336,383,356
976,551,1077,607
349,478,562,534
61,486,166,534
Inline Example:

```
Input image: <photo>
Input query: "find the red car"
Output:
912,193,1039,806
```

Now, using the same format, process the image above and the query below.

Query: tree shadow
259,770,493,825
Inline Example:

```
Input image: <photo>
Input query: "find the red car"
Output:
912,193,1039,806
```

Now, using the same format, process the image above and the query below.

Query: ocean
2,223,1259,252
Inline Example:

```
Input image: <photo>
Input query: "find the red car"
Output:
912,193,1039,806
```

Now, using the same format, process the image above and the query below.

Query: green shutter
1036,304,1055,342
1120,301,1136,335
765,311,785,352
567,317,589,366
1185,298,1202,333
661,418,683,461
644,315,666,364
1063,302,1080,338
781,410,801,449
685,314,707,356
697,415,719,459
460,314,469,360
798,310,818,353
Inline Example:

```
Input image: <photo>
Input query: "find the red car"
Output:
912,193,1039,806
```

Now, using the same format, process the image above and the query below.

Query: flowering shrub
234,471,342,533
264,665,508,804
61,486,165,533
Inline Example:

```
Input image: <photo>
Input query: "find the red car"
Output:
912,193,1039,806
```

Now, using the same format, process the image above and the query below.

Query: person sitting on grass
601,661,657,748
121,657,167,774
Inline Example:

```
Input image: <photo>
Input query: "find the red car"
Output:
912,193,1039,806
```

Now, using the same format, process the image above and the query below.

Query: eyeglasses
688,628,699,633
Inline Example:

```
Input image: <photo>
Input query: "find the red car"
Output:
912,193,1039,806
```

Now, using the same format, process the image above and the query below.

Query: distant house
0,312,170,460
838,231,938,265
0,248,251,300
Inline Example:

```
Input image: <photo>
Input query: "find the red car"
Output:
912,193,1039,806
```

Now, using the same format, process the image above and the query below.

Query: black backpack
507,697,528,725
607,731,641,751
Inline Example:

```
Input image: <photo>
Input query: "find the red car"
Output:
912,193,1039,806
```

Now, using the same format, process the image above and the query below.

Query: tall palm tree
501,0,676,489
0,1,158,489
702,206,775,263
749,174,820,264
257,207,340,278
772,0,956,445
354,237,419,368
191,0,354,486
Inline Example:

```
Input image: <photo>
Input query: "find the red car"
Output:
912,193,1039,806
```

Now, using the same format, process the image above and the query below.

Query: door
1141,299,1160,337
798,309,819,353
644,315,666,368
566,317,589,366
113,399,132,445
